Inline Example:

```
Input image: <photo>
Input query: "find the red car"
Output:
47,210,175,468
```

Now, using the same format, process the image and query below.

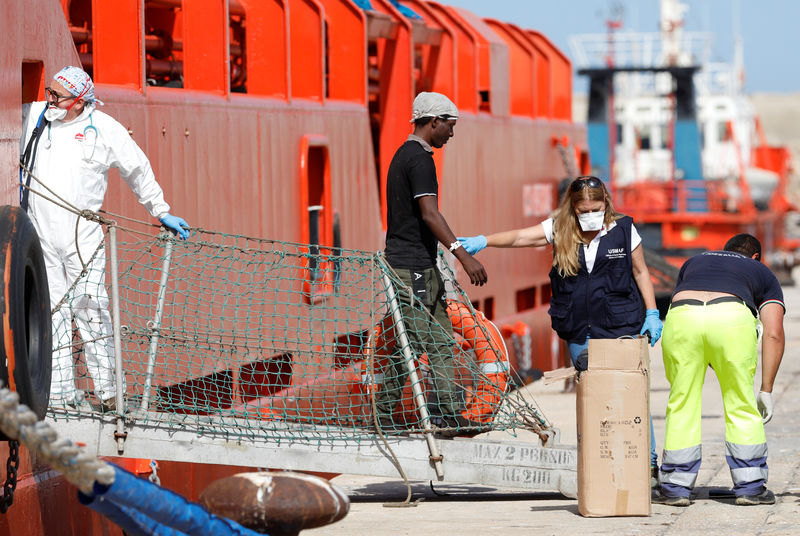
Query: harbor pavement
308,282,800,536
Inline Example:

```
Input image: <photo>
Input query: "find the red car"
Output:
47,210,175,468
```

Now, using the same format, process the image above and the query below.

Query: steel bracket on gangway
47,414,577,498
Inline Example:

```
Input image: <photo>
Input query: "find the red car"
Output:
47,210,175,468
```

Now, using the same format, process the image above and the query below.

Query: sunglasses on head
570,177,603,192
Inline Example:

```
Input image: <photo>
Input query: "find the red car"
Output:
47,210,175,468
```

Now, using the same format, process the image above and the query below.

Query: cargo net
47,225,551,443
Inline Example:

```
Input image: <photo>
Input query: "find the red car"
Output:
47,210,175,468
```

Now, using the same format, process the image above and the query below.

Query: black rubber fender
0,205,52,429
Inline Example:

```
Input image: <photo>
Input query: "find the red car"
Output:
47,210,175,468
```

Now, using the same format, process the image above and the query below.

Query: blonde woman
459,175,662,480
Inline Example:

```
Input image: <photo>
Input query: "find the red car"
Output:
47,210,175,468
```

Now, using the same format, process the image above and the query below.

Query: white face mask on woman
578,210,605,231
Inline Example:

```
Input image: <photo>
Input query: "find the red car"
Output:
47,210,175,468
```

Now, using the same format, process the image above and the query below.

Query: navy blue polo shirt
673,250,785,316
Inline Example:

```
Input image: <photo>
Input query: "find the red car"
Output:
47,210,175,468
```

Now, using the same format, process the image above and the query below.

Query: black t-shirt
385,140,439,269
673,250,785,316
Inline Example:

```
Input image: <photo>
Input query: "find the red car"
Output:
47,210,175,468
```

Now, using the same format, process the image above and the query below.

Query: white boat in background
569,0,779,209
568,0,797,288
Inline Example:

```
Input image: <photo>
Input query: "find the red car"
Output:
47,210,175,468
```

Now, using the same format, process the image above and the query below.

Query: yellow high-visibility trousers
660,301,767,497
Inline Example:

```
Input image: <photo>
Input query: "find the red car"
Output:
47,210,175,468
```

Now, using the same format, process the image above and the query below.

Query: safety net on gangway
46,217,553,445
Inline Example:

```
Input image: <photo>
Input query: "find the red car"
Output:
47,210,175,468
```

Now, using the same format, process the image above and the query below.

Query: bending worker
378,91,489,437
19,66,189,411
653,234,784,507
459,175,663,479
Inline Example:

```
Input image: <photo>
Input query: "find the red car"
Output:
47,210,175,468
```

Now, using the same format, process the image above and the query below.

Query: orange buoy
447,301,510,424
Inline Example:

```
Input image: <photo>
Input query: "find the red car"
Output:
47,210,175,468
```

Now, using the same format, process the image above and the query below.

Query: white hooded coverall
21,101,171,403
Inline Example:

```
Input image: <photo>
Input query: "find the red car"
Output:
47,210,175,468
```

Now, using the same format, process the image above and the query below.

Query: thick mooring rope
0,388,114,494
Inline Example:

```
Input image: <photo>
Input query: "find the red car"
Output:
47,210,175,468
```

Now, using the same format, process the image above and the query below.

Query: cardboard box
576,337,651,517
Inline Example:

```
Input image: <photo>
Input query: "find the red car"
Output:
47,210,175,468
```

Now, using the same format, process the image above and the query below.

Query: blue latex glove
640,309,663,346
159,213,190,240
457,235,487,256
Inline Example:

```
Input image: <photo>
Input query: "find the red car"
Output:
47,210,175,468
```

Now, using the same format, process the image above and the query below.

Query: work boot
434,415,492,438
651,465,659,489
651,487,691,507
735,488,776,506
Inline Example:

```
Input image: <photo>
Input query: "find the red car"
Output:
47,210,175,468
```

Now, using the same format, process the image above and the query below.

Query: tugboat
570,0,797,298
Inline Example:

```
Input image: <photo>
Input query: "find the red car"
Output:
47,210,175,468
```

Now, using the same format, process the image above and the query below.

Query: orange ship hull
1,0,586,532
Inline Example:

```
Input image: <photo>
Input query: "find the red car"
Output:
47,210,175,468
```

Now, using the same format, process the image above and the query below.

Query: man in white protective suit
19,66,190,411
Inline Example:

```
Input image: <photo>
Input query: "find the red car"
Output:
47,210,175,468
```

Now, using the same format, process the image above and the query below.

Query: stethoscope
42,112,98,161
82,114,98,161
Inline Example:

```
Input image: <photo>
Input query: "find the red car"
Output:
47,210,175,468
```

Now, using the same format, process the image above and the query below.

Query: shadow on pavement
345,480,566,503
529,503,580,515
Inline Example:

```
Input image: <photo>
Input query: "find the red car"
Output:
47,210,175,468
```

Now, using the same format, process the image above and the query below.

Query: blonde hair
551,177,621,277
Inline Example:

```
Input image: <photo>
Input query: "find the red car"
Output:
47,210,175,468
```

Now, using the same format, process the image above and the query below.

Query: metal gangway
43,212,577,498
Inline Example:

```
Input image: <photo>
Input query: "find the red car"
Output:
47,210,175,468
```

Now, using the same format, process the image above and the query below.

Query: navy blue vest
547,216,644,342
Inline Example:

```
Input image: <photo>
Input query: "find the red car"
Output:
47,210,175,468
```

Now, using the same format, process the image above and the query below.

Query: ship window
145,3,185,87
21,62,44,104
300,138,333,305
142,2,245,91
306,149,327,285
479,90,491,112
616,123,623,145
483,297,495,320
540,282,552,305
515,286,537,312
229,7,247,93
638,125,652,150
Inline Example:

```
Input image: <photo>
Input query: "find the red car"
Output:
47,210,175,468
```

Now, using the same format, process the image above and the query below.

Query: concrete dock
308,283,800,535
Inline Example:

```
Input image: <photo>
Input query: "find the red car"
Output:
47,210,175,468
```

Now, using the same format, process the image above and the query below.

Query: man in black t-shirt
378,92,487,437
654,234,785,507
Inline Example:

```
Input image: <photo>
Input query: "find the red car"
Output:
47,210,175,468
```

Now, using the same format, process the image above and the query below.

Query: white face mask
44,106,68,122
578,210,605,232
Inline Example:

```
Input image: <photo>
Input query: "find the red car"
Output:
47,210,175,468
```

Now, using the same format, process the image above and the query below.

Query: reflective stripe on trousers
726,441,768,495
659,445,701,497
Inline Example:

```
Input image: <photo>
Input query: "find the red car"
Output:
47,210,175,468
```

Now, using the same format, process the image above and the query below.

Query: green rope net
48,225,551,444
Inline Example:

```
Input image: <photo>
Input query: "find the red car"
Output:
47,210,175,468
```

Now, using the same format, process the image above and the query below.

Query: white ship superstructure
569,0,776,206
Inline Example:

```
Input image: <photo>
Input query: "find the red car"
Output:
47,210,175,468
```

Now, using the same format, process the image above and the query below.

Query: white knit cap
53,66,104,106
410,91,458,122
